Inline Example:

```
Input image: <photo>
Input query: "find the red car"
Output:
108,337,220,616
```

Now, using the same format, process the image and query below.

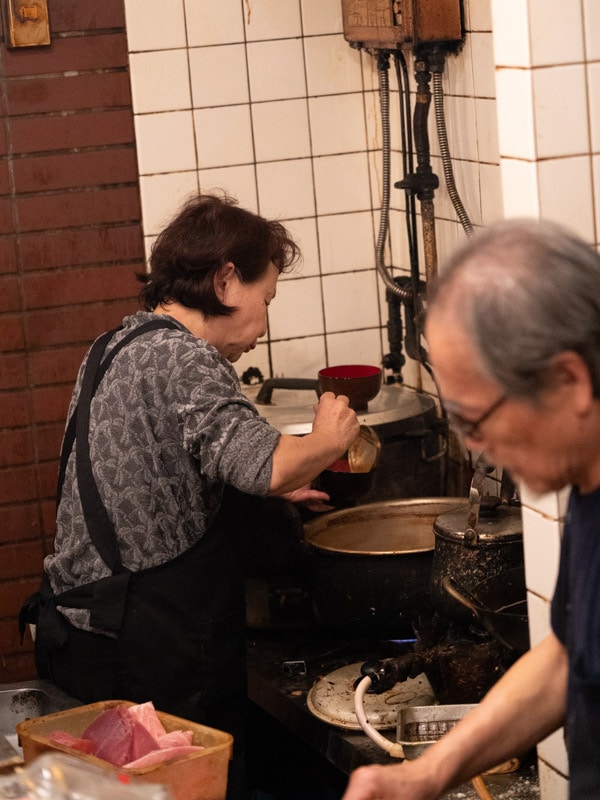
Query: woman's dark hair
137,193,300,316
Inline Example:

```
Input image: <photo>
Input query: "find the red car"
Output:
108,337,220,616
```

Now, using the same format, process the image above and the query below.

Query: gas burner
359,612,519,706
306,662,436,730
277,629,417,678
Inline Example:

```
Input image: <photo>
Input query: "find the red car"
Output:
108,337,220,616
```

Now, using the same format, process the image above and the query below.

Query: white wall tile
256,159,315,219
521,506,562,600
500,158,540,218
470,33,497,98
243,0,302,41
533,65,589,159
235,341,271,383
360,50,379,95
301,0,343,36
495,68,536,159
268,276,325,339
582,0,600,61
441,94,479,163
538,156,595,241
284,217,320,278
143,235,155,265
387,208,412,272
479,162,504,225
129,50,191,114
529,0,583,66
303,34,363,96
198,164,258,213
252,99,311,162
466,0,493,32
593,156,600,247
134,111,197,175
491,0,530,68
519,485,570,520
309,94,367,156
538,761,569,800
364,89,401,160
189,44,249,107
124,0,186,51
538,729,569,779
325,328,383,368
318,212,375,273
587,63,600,153
434,156,482,229
443,39,475,99
431,216,464,268
313,153,371,215
247,39,306,102
322,270,380,332
139,172,199,236
270,335,327,379
526,591,552,648
194,106,254,168
184,0,244,47
474,97,500,164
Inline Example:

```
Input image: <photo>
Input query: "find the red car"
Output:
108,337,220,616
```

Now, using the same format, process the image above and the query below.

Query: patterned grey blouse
45,311,281,630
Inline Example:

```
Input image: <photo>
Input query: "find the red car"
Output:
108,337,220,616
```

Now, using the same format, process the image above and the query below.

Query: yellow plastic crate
17,700,233,800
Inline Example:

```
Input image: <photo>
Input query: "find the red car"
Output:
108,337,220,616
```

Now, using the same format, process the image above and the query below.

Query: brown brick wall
0,0,144,682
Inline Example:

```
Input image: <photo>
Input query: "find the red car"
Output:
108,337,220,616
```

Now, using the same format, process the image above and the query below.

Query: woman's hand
280,485,334,513
268,392,359,496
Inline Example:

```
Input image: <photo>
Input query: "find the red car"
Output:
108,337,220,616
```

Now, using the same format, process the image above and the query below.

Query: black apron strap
57,320,180,507
72,319,180,573
24,318,182,640
75,328,126,573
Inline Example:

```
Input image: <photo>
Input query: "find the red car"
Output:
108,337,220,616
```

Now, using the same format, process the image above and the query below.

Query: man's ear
214,262,236,302
549,351,594,415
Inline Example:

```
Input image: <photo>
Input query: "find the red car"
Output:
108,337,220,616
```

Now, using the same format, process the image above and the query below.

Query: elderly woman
23,193,359,798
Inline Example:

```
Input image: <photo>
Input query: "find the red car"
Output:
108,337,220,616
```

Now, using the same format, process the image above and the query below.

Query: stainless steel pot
303,497,466,637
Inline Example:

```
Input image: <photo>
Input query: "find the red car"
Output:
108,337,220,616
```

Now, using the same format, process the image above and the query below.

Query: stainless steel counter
246,630,540,800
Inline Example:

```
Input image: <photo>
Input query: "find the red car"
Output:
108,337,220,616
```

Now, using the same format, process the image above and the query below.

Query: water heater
341,0,462,50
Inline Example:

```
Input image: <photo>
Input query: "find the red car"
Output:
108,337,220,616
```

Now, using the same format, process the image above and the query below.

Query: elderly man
342,218,600,800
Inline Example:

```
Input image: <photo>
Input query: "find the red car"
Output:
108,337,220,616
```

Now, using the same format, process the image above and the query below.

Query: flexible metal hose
432,70,474,237
376,57,412,300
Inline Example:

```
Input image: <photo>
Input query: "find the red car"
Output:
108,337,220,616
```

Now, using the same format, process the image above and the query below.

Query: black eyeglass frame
445,393,508,442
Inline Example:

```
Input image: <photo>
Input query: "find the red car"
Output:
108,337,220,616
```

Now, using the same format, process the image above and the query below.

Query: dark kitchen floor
246,702,347,800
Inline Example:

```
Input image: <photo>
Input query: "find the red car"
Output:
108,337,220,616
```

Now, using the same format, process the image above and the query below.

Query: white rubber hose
354,675,405,758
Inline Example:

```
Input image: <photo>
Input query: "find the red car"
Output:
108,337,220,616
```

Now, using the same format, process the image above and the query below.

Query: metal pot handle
441,575,483,621
256,378,319,405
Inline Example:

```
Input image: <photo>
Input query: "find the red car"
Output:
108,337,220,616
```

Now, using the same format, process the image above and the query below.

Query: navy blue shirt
551,486,600,799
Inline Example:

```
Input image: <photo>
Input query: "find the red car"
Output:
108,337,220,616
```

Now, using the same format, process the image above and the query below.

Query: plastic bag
0,752,172,800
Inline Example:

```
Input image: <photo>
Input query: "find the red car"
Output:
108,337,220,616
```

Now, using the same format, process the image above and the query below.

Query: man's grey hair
429,218,600,398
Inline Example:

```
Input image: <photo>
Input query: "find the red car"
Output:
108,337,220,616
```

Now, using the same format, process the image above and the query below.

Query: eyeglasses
445,393,508,443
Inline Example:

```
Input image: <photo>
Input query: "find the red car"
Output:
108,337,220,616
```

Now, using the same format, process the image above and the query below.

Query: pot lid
434,504,523,544
305,498,467,555
306,662,436,730
241,382,437,436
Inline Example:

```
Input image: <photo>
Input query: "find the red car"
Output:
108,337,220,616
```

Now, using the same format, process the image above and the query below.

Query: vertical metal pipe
413,55,439,295
421,198,438,295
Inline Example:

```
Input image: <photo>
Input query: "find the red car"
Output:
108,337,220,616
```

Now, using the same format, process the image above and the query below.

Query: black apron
20,320,248,798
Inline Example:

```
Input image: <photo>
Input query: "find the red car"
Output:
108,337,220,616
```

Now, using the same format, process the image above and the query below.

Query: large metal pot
303,497,466,638
430,501,524,625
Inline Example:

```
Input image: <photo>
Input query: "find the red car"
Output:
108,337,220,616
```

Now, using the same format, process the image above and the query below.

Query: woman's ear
214,262,236,302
